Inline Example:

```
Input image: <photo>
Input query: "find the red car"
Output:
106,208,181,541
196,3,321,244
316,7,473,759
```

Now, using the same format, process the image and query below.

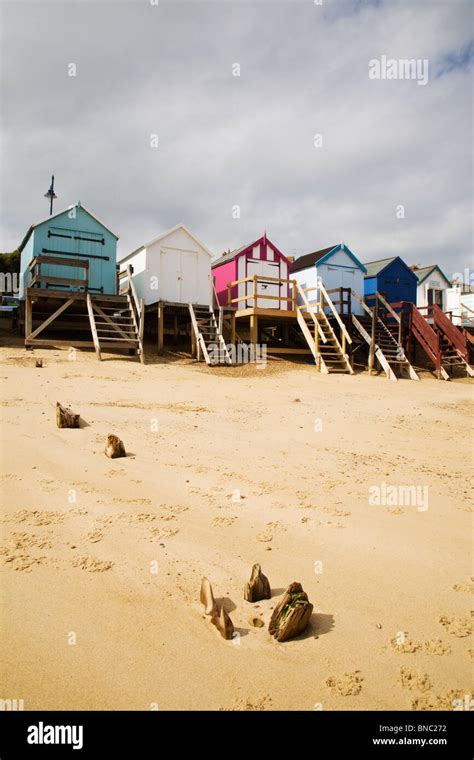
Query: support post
368,301,376,376
253,274,258,309
173,313,178,345
250,313,258,348
25,294,32,339
230,312,236,346
291,279,297,311
157,304,164,355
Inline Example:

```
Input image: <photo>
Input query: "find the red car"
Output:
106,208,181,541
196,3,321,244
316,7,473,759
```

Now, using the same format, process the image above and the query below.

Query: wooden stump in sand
104,434,126,459
56,402,80,429
200,577,218,617
211,605,234,640
268,582,313,642
244,563,271,602
35,359,43,368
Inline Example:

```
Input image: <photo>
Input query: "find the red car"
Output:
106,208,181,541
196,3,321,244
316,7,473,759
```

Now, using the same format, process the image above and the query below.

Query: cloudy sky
1,0,472,278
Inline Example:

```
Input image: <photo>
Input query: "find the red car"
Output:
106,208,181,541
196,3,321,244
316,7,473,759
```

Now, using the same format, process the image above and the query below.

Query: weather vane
44,175,57,216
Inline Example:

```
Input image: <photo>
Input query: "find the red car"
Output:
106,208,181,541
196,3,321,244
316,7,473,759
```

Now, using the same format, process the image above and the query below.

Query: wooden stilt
173,314,178,345
230,313,236,346
25,294,32,340
368,300,376,376
250,313,258,347
157,304,164,355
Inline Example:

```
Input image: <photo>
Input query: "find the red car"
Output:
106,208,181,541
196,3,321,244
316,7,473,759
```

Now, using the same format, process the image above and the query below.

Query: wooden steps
409,304,472,379
295,282,353,374
352,314,419,381
189,304,232,365
87,292,144,362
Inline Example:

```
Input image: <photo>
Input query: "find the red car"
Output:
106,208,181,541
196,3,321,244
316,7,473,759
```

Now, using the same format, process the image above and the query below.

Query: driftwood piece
35,359,43,368
56,402,80,429
104,434,126,459
244,563,271,602
200,577,218,617
268,582,313,642
211,605,234,640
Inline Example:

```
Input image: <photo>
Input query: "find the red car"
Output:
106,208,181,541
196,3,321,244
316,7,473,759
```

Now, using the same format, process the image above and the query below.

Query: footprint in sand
212,516,237,527
399,667,432,692
390,633,451,656
148,527,179,541
72,555,114,572
113,497,151,505
389,633,422,653
321,507,351,517
3,554,55,572
121,512,157,524
86,529,104,544
411,690,466,711
326,671,364,696
423,639,452,656
266,521,287,532
452,577,474,594
229,695,273,711
0,510,65,526
8,532,53,551
256,532,273,543
439,615,472,638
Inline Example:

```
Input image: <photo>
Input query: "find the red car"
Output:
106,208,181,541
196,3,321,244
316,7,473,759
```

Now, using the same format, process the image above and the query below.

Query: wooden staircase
350,291,418,381
418,305,474,379
352,315,419,380
189,303,232,365
295,282,353,374
88,266,145,362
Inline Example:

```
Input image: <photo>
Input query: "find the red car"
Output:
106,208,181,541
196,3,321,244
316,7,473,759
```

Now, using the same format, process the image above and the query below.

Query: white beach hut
119,223,212,307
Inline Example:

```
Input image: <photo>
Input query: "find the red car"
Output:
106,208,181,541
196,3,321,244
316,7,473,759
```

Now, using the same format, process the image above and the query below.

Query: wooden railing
118,265,144,347
295,281,327,349
409,304,441,370
299,282,352,354
227,275,295,309
419,304,468,359
212,278,223,334
28,255,89,290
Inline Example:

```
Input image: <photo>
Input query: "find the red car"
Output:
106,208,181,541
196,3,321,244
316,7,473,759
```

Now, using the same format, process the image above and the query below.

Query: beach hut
119,223,212,307
119,224,215,358
411,264,451,311
364,256,417,305
290,243,367,316
212,234,292,310
19,201,118,298
19,202,144,361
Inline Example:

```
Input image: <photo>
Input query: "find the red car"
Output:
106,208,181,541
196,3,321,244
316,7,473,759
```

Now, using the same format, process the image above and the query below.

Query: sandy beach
0,340,472,711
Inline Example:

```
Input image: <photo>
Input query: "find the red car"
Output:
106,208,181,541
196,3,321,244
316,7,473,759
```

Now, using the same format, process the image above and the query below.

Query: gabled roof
363,255,419,281
211,234,289,268
18,201,119,252
291,243,367,274
119,223,213,263
212,240,256,268
363,256,398,278
412,264,451,288
290,245,336,273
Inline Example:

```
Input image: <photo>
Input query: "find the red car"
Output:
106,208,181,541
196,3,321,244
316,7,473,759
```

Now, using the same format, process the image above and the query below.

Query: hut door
246,259,281,309
160,248,179,302
178,251,198,303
